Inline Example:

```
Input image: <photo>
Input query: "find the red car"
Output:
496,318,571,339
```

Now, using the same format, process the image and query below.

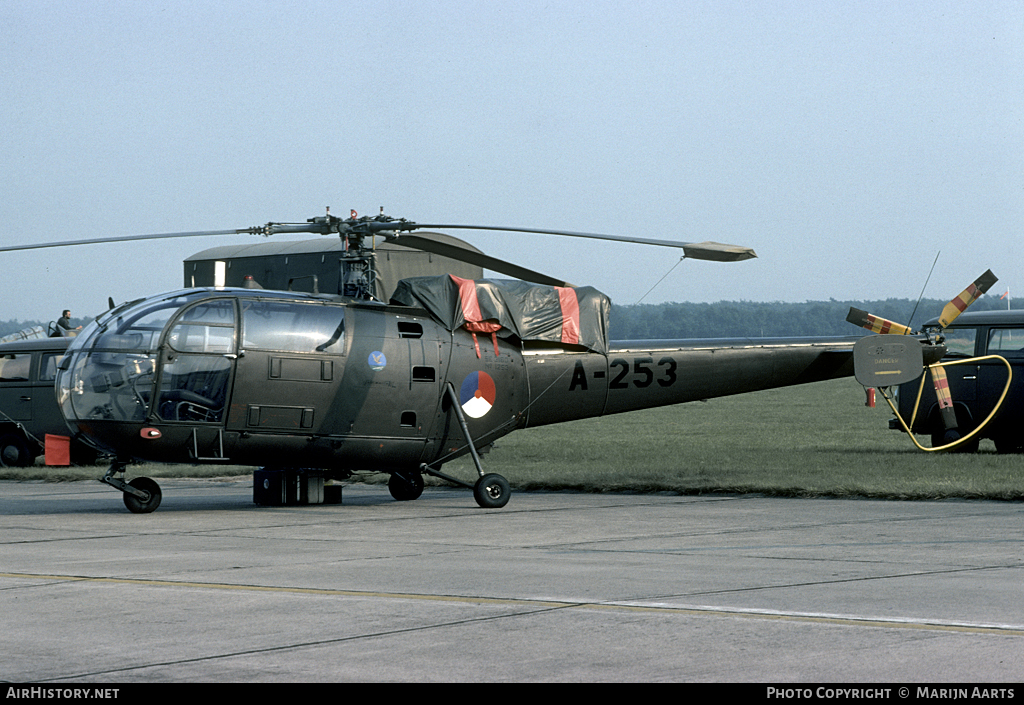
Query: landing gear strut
416,382,512,509
100,460,162,514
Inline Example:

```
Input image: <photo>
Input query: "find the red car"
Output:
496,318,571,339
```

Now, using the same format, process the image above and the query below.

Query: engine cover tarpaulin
391,275,611,354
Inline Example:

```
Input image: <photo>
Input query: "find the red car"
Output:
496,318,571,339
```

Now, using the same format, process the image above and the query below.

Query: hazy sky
2,1,1021,322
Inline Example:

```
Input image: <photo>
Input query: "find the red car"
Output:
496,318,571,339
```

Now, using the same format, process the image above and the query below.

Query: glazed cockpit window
93,295,199,352
241,301,345,354
167,300,236,354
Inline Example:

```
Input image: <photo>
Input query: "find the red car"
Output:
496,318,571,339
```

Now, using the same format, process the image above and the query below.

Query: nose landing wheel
100,461,163,514
122,477,162,514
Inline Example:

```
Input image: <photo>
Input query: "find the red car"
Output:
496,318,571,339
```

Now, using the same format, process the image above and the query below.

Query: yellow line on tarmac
0,571,567,608
5,571,1024,636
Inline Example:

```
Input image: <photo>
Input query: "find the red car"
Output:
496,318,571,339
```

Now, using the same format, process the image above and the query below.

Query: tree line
609,297,1018,340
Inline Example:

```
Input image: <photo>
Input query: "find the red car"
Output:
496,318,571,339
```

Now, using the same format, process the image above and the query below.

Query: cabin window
987,328,1024,357
168,300,236,354
398,321,423,339
241,301,345,354
412,366,435,382
156,355,232,422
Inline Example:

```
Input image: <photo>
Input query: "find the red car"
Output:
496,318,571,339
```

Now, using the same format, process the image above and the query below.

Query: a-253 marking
568,356,678,391
609,357,677,389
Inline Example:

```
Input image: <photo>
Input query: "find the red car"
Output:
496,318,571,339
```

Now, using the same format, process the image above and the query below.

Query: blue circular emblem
368,351,387,371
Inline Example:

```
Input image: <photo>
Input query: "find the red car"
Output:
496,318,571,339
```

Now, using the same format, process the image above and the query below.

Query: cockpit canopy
57,289,348,435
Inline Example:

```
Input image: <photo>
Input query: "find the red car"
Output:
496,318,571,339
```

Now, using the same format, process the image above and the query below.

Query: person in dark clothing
56,309,82,336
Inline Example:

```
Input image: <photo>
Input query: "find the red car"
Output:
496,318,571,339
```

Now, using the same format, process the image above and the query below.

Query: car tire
0,432,35,467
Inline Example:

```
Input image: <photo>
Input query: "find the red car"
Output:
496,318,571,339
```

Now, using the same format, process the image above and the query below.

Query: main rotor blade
0,229,254,253
386,234,573,287
4,218,757,264
681,241,760,262
399,224,757,262
937,269,998,328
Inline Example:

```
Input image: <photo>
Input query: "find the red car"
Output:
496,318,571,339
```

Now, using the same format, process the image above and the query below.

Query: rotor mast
252,208,404,299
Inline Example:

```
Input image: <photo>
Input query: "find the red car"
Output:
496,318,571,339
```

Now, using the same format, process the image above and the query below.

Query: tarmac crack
33,603,580,682
645,561,1024,600
10,567,1024,682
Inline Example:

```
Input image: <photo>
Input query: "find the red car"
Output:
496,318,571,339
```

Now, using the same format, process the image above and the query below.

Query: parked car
891,309,1024,452
0,337,102,466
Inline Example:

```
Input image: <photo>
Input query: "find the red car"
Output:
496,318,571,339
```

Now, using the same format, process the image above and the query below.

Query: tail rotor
847,270,1000,451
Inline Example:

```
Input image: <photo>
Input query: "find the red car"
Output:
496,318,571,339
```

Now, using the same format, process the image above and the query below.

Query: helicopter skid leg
99,460,162,514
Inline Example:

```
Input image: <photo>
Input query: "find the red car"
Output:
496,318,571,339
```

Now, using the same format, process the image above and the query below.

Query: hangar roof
184,232,484,262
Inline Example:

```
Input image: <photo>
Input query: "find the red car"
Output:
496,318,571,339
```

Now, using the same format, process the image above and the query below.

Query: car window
0,354,31,381
942,328,976,357
987,328,1024,357
39,353,65,382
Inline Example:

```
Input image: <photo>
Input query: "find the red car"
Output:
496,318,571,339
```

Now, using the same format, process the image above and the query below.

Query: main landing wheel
473,473,510,509
123,477,162,514
388,471,424,501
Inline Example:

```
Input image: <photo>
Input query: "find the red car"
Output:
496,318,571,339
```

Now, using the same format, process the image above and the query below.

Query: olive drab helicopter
0,210,981,513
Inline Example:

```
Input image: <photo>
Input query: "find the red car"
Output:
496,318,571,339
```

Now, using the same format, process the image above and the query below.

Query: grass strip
3,379,1021,500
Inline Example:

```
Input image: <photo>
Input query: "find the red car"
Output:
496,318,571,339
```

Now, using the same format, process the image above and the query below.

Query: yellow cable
880,355,1012,452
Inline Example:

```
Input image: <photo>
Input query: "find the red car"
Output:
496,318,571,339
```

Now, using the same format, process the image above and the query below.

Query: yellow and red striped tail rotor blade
938,269,998,328
929,364,959,431
846,307,913,335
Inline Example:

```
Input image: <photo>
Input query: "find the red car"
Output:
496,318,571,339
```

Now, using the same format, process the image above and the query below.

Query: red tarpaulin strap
556,287,580,345
451,275,482,322
451,275,502,358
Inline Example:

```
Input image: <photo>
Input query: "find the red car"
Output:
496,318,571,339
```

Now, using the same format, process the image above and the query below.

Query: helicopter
1,210,956,513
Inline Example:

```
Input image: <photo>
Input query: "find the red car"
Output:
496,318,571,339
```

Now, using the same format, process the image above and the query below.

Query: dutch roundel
460,371,497,418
